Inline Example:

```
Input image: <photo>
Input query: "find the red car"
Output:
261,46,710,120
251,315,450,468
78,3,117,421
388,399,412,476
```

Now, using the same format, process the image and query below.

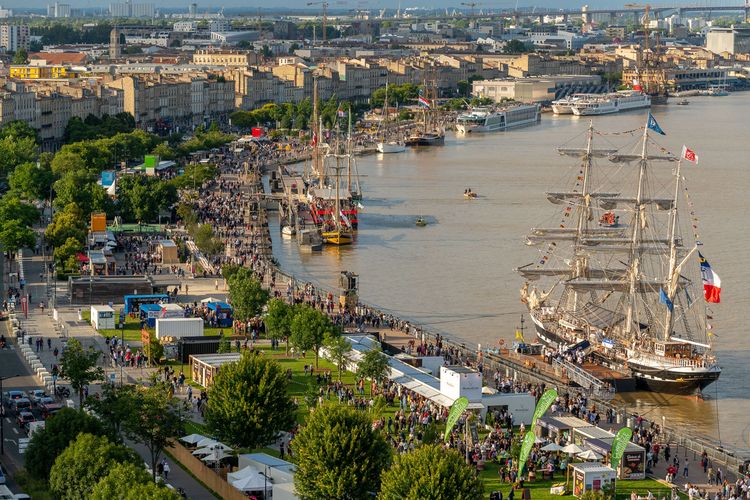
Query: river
270,94,750,448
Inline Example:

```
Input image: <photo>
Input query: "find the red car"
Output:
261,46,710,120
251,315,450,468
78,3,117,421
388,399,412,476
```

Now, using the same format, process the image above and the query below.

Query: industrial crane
307,0,329,43
460,1,481,17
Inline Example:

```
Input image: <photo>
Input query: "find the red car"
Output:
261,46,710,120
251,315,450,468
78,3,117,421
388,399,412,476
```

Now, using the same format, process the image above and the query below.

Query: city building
210,31,259,46
192,50,257,67
109,2,155,18
173,21,197,33
706,26,750,55
0,6,13,18
9,65,78,79
208,19,231,33
0,24,30,52
472,75,602,103
47,2,71,18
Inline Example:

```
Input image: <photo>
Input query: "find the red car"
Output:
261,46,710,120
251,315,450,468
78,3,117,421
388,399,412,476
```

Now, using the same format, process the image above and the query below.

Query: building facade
0,24,30,52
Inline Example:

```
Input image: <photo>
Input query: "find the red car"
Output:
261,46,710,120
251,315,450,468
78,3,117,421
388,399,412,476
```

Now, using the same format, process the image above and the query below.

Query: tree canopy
25,407,105,480
294,404,391,500
90,462,181,500
378,444,484,499
227,267,270,322
49,433,141,500
205,353,296,449
59,338,104,406
356,346,390,384
117,175,177,223
290,304,336,368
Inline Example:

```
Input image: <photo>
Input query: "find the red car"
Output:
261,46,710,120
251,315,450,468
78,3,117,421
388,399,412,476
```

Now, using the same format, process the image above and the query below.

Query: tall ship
570,91,651,116
516,119,721,394
376,82,406,154
405,84,445,146
456,103,540,133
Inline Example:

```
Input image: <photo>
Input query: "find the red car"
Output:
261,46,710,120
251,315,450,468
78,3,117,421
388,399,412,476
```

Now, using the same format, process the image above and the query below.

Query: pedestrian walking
163,461,170,480
683,459,689,477
280,441,285,460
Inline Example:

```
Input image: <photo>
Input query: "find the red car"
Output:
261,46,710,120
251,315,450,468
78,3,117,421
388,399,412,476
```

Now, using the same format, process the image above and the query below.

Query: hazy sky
8,1,656,12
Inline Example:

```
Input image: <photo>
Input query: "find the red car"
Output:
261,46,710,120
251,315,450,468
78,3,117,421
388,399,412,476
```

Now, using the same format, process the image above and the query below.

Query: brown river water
270,94,750,448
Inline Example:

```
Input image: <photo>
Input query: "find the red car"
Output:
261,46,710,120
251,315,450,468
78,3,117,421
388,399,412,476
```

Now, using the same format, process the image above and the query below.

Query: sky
7,1,745,14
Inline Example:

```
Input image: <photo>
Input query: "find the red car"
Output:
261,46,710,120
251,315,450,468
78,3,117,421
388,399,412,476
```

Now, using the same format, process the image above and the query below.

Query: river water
270,95,750,448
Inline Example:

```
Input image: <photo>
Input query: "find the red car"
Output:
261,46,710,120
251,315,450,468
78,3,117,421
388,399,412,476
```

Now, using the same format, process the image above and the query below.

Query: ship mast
662,158,682,340
570,121,596,311
624,117,651,339
347,104,353,194
312,74,320,184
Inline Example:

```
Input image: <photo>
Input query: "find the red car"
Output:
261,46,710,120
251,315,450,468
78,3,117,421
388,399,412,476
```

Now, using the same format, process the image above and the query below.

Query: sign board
141,328,151,345
144,155,159,169
101,170,115,188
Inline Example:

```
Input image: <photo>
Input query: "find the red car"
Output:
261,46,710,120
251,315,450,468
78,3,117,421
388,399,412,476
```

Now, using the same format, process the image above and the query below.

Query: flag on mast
647,112,666,135
418,96,431,108
681,145,699,164
698,252,721,303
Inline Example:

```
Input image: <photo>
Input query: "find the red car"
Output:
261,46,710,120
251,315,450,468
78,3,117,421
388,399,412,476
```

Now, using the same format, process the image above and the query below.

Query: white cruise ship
551,94,594,114
571,91,651,116
456,103,540,133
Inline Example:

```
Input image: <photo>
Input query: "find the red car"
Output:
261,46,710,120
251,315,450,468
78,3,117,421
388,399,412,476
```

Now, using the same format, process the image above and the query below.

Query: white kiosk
90,305,115,330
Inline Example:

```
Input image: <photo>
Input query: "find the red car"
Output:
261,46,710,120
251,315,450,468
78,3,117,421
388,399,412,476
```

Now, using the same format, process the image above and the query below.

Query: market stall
569,462,616,497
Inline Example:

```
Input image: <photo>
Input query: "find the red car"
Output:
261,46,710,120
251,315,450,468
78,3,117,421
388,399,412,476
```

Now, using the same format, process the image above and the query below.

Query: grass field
84,311,227,343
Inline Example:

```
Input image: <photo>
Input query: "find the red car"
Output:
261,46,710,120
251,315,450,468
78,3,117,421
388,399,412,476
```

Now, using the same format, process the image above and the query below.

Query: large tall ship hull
405,133,445,146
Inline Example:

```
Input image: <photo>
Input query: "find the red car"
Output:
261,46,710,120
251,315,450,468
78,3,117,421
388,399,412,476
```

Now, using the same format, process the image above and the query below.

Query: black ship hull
531,318,719,395
405,134,445,146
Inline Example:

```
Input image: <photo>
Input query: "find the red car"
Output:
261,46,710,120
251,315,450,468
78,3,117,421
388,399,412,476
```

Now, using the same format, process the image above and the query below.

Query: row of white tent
180,434,270,493
541,441,604,461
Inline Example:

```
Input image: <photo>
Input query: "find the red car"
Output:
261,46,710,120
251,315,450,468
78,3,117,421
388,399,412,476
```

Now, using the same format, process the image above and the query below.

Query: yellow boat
322,229,353,245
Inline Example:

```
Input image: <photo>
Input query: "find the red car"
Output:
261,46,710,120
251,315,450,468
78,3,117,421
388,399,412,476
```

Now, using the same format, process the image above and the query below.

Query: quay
230,154,750,479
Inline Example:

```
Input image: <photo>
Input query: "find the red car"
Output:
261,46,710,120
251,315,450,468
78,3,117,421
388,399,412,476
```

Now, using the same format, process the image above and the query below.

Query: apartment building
0,24,30,52
192,50,258,67
10,65,78,79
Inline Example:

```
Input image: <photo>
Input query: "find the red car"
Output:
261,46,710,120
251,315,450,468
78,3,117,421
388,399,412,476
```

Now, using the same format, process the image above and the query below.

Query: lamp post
259,466,270,499
0,374,21,455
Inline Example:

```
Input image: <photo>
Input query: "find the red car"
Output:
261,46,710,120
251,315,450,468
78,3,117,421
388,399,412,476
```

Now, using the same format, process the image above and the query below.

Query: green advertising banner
518,430,536,476
531,388,558,429
444,396,469,442
610,427,633,472
144,154,159,169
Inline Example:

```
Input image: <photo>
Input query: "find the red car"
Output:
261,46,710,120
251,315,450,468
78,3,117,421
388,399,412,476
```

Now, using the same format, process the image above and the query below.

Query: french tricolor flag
699,252,721,303
633,79,642,91
418,96,431,108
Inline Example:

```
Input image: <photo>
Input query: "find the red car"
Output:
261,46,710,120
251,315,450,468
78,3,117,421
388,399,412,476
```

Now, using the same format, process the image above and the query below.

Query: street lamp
258,466,270,499
0,374,21,455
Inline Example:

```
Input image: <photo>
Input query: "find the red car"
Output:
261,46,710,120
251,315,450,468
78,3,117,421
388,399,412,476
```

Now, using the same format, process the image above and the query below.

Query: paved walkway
11,249,218,499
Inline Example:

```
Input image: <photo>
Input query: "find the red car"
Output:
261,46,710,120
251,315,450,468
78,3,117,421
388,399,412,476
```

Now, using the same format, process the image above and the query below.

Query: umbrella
201,450,231,462
562,443,584,454
180,433,206,445
534,436,547,444
542,443,564,452
577,449,604,461
196,437,218,448
192,447,214,456
201,297,221,303
230,470,267,492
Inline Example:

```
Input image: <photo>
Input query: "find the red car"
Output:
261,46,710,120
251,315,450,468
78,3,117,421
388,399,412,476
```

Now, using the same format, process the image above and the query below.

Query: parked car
2,391,26,407
39,403,63,420
28,390,48,404
10,398,32,414
16,411,34,429
34,396,55,408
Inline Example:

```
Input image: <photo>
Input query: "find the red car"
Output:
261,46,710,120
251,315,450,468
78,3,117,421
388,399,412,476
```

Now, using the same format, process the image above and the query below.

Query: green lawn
85,311,227,343
478,471,681,500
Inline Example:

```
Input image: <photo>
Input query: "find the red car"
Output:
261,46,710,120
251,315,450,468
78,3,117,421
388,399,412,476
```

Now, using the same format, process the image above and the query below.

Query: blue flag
647,113,666,135
659,288,674,312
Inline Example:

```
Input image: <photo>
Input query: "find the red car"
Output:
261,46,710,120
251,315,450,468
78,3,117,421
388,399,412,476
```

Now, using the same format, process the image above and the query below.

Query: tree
264,298,296,353
290,305,335,368
323,333,352,381
503,39,530,54
193,223,224,256
294,404,391,500
227,267,270,322
217,333,231,353
124,378,186,482
117,175,177,223
59,338,104,406
356,346,390,384
91,462,181,500
0,195,39,228
25,408,105,480
12,47,28,64
0,219,36,255
378,445,484,500
8,161,54,201
49,433,141,500
0,135,37,177
46,203,87,248
0,120,39,142
85,384,137,443
205,353,295,448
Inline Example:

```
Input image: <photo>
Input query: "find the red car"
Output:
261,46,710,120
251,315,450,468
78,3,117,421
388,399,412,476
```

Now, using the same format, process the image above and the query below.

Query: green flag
518,430,536,477
610,427,633,472
531,388,558,429
444,396,469,442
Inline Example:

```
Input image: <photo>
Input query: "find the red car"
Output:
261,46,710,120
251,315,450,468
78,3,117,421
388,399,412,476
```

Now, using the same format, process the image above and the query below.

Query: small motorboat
676,99,689,106
464,189,477,199
281,226,296,236
415,217,427,227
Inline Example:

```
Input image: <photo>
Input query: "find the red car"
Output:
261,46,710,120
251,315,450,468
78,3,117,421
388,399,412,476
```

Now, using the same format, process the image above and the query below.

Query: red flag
681,145,698,164
311,131,317,147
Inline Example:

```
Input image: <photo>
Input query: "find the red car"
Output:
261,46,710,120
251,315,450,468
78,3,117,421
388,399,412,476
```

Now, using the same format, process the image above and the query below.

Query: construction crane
307,1,329,43
460,1,481,17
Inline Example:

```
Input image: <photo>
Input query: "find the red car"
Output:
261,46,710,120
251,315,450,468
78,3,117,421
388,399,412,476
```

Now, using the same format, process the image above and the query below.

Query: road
0,250,219,499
